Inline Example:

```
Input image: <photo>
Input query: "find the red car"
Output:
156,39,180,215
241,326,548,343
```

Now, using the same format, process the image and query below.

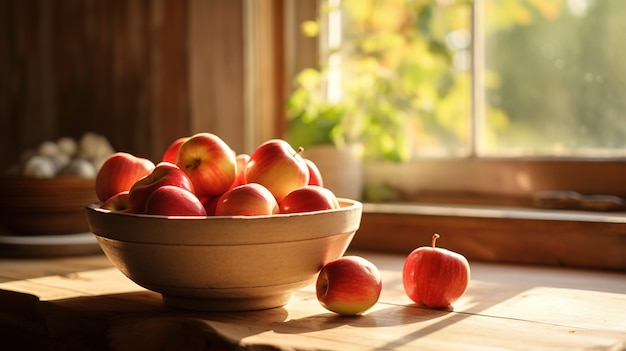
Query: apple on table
316,256,382,315
402,234,470,309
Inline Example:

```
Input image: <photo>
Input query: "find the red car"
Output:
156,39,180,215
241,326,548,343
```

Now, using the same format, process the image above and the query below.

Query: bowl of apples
85,133,363,311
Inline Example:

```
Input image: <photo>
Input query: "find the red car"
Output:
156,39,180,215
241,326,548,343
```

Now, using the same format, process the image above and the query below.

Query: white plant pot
302,144,363,201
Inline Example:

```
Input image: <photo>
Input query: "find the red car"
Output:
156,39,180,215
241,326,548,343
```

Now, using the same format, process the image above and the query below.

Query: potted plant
285,63,413,200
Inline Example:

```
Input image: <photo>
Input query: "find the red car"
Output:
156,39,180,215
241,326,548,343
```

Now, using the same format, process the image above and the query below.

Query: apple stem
431,233,440,248
293,146,304,157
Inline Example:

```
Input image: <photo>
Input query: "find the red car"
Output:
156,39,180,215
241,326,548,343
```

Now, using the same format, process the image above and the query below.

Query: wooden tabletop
0,251,625,350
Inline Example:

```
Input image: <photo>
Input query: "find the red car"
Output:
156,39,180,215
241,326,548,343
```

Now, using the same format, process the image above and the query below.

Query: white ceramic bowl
84,199,362,311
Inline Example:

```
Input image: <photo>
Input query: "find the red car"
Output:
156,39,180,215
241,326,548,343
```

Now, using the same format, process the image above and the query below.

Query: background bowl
0,176,98,235
84,199,362,311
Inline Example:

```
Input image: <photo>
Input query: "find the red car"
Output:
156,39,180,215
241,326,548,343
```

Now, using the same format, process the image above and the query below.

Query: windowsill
350,201,626,271
364,202,626,223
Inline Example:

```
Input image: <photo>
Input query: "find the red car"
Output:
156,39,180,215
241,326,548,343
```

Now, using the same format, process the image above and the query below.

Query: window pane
480,0,626,157
286,0,473,161
338,0,472,160
289,0,626,161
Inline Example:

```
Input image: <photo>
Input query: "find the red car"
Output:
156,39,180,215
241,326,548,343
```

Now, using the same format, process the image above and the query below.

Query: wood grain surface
1,252,624,350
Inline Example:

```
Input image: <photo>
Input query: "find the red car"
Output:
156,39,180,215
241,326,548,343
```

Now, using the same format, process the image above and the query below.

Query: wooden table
1,251,625,350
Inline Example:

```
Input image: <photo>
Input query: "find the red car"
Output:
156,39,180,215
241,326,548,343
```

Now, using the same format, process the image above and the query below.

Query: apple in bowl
245,139,309,202
176,132,237,198
215,183,279,216
144,185,207,217
279,185,339,214
127,162,195,214
95,152,155,202
161,137,188,164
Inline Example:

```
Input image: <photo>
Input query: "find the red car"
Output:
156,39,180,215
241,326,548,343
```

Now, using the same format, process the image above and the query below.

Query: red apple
161,137,188,164
245,139,309,202
279,185,339,214
175,132,237,198
99,191,130,212
402,234,470,309
230,153,250,189
304,158,324,187
144,185,207,216
200,195,220,216
127,162,195,214
215,183,279,216
95,152,155,202
316,256,382,315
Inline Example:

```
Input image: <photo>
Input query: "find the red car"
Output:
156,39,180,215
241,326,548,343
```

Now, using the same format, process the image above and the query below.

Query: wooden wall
0,0,253,170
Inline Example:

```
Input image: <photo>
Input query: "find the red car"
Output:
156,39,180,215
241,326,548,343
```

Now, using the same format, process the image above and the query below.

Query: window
285,0,625,206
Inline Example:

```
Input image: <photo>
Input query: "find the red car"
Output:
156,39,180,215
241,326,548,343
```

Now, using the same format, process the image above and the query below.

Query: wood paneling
0,0,257,169
243,0,288,151
188,0,246,153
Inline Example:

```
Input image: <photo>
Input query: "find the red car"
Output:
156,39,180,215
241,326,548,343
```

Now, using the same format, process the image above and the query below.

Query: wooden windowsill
364,202,626,223
350,202,626,271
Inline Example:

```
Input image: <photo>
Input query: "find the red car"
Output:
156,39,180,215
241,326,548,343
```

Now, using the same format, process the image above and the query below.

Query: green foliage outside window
483,0,626,155
286,0,626,161
286,0,472,162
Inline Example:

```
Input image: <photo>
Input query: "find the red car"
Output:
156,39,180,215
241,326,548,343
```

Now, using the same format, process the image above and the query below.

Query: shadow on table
0,288,290,350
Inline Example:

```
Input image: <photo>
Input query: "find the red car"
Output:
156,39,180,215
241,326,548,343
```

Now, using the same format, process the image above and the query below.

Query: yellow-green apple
215,183,279,216
230,153,250,189
161,137,189,164
316,256,382,315
245,139,309,202
144,185,207,216
304,158,324,187
95,152,155,202
175,132,237,198
99,191,130,212
279,185,339,214
128,162,195,214
402,234,470,309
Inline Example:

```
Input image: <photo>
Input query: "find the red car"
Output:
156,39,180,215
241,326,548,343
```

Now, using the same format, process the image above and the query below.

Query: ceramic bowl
84,199,362,311
0,177,98,235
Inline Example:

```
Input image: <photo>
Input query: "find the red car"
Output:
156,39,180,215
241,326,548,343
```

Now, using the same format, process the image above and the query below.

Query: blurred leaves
287,0,624,160
286,0,472,161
